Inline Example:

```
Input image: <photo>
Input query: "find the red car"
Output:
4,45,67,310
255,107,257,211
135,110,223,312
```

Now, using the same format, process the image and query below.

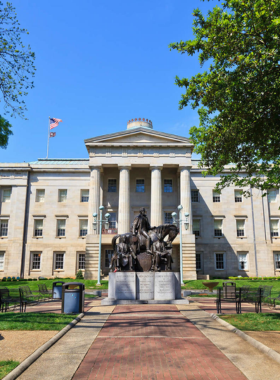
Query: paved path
73,305,248,380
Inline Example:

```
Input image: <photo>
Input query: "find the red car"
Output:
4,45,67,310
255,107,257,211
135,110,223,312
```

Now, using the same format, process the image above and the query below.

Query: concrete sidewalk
17,302,114,380
178,303,280,380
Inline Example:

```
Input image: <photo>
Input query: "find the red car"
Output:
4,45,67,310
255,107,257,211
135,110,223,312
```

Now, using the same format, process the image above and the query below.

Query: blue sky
0,0,218,162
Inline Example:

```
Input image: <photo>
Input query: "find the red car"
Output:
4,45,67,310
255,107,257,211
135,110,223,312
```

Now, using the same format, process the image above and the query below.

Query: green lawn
220,313,280,331
0,361,20,380
0,312,78,331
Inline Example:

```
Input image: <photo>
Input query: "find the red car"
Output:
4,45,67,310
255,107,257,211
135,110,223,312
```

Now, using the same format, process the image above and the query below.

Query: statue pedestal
102,272,189,305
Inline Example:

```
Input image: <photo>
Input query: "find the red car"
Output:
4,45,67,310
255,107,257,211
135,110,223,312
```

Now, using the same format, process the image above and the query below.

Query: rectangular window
274,252,280,269
164,179,172,193
57,219,66,237
214,219,223,237
81,190,89,202
34,219,43,237
0,219,8,237
32,252,41,270
193,219,200,237
236,219,245,237
78,253,85,270
109,212,117,228
215,253,225,270
105,249,114,267
191,190,199,203
213,191,220,203
36,189,45,203
136,179,145,193
164,212,173,224
55,253,64,270
196,253,202,270
58,189,67,202
270,219,279,237
268,189,278,203
2,188,11,203
0,252,5,270
238,253,248,270
108,179,117,192
235,190,243,203
79,219,88,237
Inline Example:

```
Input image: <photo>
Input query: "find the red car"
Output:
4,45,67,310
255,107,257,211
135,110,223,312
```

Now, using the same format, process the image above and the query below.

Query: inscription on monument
154,272,175,300
115,272,136,300
136,272,154,300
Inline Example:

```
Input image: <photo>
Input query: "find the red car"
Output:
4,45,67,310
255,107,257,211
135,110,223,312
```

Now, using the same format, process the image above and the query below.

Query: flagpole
46,116,50,159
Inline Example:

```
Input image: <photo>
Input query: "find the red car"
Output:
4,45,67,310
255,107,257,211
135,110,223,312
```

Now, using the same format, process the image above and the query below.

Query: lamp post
172,205,189,285
92,206,111,285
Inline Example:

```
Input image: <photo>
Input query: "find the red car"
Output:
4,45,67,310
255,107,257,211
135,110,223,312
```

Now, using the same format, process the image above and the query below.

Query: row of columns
88,165,193,235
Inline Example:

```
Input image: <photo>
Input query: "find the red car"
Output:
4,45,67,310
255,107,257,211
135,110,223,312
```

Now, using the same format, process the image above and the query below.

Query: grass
0,361,19,380
0,312,78,331
0,278,108,291
220,313,280,331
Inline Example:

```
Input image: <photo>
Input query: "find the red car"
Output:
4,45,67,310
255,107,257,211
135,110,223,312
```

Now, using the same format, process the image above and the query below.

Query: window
78,253,85,270
32,252,41,270
0,252,5,270
108,179,117,192
57,219,66,237
164,212,173,224
236,219,245,237
215,253,225,270
193,219,200,237
79,219,88,237
238,253,248,270
55,253,64,270
268,189,278,203
136,179,145,193
191,190,199,202
81,190,89,202
164,179,172,193
214,219,223,237
34,219,43,237
58,189,67,202
36,189,45,202
270,219,279,237
274,252,280,269
2,188,11,203
105,249,114,267
109,212,117,228
0,219,8,237
213,191,220,203
196,253,202,270
235,190,243,203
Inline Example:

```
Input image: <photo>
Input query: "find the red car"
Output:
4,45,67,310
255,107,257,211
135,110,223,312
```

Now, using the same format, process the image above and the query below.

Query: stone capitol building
0,118,279,280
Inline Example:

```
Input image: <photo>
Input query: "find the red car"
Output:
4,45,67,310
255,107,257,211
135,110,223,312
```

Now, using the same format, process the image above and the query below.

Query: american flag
50,117,63,130
50,132,56,137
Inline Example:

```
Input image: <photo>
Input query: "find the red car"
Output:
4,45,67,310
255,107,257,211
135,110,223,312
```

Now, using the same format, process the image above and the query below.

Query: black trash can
61,282,85,314
52,281,65,299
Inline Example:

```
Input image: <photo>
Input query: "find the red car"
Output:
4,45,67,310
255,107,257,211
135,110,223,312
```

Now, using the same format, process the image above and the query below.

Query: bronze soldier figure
132,207,153,253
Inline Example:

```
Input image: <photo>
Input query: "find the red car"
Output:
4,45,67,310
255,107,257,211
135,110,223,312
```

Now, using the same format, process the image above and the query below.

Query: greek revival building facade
1,119,280,280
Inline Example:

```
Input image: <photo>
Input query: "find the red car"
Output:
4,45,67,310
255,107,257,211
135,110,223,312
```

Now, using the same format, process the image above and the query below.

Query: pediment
85,128,193,149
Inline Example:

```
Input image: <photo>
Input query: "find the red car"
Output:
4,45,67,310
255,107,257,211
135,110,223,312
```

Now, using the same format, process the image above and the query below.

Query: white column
88,166,101,234
180,166,192,235
150,166,163,227
118,166,131,234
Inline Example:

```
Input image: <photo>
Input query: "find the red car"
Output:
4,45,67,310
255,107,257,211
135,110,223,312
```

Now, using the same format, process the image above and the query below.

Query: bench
0,287,21,312
19,285,41,312
38,283,53,300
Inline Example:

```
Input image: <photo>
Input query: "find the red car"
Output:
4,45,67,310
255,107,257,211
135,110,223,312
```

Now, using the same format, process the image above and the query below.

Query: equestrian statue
110,207,179,272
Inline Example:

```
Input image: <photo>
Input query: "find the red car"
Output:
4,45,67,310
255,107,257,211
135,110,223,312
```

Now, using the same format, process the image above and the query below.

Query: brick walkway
73,305,247,380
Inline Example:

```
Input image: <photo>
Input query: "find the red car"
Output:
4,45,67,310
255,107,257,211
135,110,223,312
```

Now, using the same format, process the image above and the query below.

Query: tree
0,114,12,148
0,1,35,119
169,0,280,194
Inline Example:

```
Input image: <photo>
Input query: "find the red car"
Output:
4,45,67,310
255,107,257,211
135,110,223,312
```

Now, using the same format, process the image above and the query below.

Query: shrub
2,277,6,281
16,277,20,281
7,277,11,282
12,276,16,281
28,278,33,281
76,270,84,280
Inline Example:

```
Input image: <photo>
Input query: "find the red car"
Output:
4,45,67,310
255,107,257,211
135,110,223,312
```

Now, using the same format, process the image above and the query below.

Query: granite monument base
102,272,189,305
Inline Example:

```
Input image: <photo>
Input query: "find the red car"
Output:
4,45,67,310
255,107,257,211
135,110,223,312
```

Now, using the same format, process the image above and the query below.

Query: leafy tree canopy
0,114,12,148
0,1,35,119
169,0,280,194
